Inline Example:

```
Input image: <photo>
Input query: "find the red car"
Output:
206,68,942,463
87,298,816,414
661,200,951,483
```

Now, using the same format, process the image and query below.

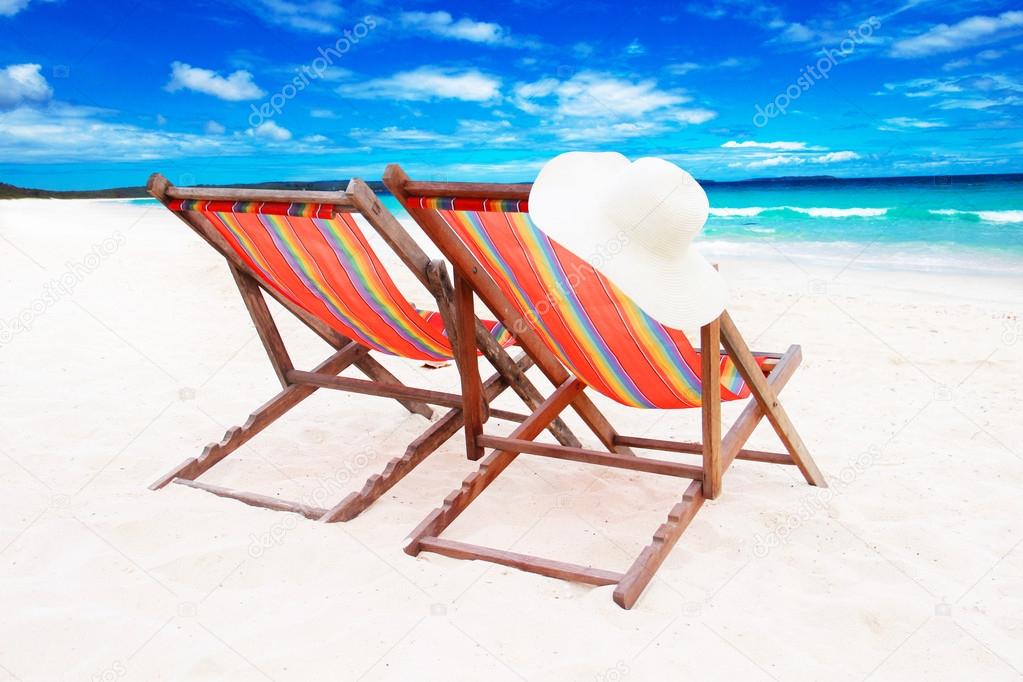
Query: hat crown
602,157,708,255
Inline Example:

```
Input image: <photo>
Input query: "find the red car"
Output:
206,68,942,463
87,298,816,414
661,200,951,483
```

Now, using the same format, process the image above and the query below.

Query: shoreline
6,197,1020,279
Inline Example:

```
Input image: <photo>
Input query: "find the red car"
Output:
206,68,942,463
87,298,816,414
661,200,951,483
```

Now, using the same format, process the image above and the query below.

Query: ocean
136,174,1023,276
696,174,1023,275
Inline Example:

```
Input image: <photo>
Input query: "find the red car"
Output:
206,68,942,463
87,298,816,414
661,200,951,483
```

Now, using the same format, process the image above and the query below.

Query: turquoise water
132,175,1023,274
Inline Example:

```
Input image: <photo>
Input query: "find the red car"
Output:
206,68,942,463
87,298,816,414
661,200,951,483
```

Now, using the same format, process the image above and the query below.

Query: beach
2,197,1022,680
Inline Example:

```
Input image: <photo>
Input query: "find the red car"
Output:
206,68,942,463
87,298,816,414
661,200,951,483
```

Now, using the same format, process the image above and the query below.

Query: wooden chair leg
613,480,705,609
149,342,364,490
719,312,827,487
405,378,585,554
452,270,486,460
319,355,529,523
425,259,582,449
230,264,294,389
700,318,722,499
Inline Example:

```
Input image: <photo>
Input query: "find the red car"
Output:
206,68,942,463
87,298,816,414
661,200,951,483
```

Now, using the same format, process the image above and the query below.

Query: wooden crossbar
611,435,795,466
477,435,703,479
173,478,328,520
164,183,357,208
418,536,624,586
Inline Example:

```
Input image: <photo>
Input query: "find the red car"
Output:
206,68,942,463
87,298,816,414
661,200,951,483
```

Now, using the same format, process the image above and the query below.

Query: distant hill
0,180,391,200
0,182,150,199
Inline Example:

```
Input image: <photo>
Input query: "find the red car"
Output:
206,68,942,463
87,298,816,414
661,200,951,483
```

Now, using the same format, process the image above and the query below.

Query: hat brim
599,244,726,330
529,151,630,257
530,151,726,330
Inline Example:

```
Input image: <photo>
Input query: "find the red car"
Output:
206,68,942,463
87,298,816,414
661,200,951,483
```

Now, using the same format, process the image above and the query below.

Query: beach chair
384,164,827,609
146,173,581,522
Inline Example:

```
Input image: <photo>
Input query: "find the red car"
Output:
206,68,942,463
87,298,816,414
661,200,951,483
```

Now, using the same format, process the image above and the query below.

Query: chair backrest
409,194,752,409
167,198,461,361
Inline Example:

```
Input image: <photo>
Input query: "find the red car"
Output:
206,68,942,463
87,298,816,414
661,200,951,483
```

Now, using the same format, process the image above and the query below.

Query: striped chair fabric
414,197,759,409
169,199,512,362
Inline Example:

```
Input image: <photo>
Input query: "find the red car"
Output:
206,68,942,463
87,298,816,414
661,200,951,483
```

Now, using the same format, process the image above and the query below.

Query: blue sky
0,0,1021,189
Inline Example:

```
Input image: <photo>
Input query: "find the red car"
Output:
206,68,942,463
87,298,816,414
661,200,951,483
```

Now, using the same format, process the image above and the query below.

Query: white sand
1,198,1021,681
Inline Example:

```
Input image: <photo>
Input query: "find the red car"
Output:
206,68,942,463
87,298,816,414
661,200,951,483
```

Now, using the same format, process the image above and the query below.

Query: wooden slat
286,369,468,408
719,314,826,487
149,342,364,490
401,181,531,201
405,378,586,554
721,344,802,470
172,478,327,520
319,354,529,523
477,436,702,479
613,480,705,609
163,183,356,208
700,318,722,499
230,264,294,388
418,536,623,586
453,269,485,459
612,435,794,465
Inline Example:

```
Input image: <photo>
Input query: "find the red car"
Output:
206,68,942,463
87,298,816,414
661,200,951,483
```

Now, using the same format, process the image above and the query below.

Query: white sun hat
529,151,726,330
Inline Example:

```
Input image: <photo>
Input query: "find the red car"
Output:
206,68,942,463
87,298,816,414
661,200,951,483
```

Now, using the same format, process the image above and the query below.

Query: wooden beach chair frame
385,164,827,608
146,173,582,523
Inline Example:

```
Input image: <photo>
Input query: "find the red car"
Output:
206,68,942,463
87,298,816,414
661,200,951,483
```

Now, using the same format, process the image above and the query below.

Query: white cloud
625,39,646,55
881,116,947,129
351,126,458,148
668,61,701,75
310,108,337,118
933,98,1002,110
736,150,860,169
886,73,1023,110
247,120,292,141
398,11,510,45
351,119,518,149
166,62,265,101
0,103,247,161
511,71,716,141
667,58,748,76
890,11,1023,58
0,0,29,15
811,151,860,163
672,108,717,124
885,77,963,97
337,67,501,102
204,120,226,134
0,63,52,110
302,134,329,143
745,155,804,169
942,58,973,71
722,140,814,151
514,71,686,118
247,0,343,34
554,120,661,142
0,0,52,16
776,22,816,43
